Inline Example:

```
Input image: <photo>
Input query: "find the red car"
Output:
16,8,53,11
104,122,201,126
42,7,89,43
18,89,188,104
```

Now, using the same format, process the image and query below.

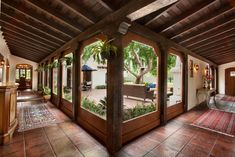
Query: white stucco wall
9,55,38,90
218,61,235,94
187,55,209,110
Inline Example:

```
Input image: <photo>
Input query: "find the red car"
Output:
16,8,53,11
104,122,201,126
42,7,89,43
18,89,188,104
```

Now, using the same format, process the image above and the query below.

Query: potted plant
43,86,51,101
90,38,117,64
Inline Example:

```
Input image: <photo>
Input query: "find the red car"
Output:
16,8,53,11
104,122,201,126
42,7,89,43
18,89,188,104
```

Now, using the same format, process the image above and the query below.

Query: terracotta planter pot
43,95,51,101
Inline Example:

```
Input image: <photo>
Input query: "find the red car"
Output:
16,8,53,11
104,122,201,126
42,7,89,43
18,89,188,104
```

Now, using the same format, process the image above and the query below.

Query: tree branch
124,64,138,78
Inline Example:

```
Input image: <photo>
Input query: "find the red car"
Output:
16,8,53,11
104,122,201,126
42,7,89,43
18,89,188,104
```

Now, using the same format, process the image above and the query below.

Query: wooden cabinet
0,83,18,144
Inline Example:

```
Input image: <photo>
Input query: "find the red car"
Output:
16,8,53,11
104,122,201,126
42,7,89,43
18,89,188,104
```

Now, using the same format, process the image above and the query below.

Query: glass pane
53,60,58,95
20,69,26,78
167,54,183,107
62,53,73,102
81,41,107,120
16,69,19,80
26,69,31,79
230,71,235,77
123,41,158,121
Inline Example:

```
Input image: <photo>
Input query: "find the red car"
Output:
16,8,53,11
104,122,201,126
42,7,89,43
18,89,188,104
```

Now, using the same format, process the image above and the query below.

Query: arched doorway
16,64,33,90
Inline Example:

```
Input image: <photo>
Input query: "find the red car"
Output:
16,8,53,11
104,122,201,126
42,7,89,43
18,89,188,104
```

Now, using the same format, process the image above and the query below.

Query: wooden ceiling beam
3,33,54,52
10,51,41,62
181,21,235,46
187,34,235,53
0,20,61,47
1,28,57,50
40,0,158,63
198,45,235,56
169,4,234,39
7,45,48,58
26,0,83,32
204,49,235,58
2,0,77,37
58,0,97,24
1,14,66,44
192,39,235,53
176,13,235,43
95,0,114,12
4,36,51,53
198,46,235,56
146,0,214,28
186,28,235,49
1,7,71,41
159,0,215,33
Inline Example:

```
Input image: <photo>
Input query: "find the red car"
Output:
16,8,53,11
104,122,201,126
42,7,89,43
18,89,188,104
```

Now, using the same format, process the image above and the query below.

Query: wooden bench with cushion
123,84,154,101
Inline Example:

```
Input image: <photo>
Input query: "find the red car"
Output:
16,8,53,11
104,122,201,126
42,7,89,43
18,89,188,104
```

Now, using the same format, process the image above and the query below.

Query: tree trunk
135,76,142,84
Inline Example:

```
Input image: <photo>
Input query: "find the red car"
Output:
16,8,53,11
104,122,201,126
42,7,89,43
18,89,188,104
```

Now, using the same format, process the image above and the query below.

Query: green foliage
82,38,117,65
64,93,72,102
43,86,51,95
95,85,106,89
124,41,158,76
168,54,177,71
63,86,71,94
82,97,106,116
61,56,73,65
123,103,156,121
35,66,43,72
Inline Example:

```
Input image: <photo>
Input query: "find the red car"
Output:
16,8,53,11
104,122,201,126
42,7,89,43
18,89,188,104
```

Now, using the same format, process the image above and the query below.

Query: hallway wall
187,55,209,110
218,61,235,94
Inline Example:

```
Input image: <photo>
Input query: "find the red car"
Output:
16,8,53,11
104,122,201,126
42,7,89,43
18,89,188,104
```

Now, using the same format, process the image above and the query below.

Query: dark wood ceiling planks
1,0,235,64
0,0,112,62
137,0,235,65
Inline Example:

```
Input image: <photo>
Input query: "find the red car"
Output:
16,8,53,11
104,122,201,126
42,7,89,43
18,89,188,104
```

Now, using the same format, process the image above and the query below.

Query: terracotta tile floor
1,99,235,157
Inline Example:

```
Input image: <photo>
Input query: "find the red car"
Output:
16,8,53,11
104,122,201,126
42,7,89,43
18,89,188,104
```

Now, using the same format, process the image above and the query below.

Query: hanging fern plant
59,56,73,66
83,38,117,65
35,66,43,72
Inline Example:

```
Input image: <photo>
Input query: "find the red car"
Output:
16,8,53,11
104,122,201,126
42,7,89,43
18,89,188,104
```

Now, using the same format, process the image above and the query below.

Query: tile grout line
23,130,26,157
140,123,185,156
175,127,201,157
57,123,86,157
207,134,219,157
42,127,57,157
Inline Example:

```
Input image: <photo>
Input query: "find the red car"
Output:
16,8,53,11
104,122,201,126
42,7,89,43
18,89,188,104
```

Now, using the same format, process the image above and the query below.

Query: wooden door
225,68,235,96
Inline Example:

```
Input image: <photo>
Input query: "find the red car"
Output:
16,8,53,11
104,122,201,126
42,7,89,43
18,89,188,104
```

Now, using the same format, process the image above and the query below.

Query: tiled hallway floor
1,100,235,157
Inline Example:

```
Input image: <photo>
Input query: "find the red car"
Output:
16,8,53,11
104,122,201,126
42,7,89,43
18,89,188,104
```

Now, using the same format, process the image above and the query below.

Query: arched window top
16,64,32,69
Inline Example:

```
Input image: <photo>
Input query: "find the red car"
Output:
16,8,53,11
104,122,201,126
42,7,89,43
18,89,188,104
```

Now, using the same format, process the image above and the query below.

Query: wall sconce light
194,64,199,71
0,59,5,66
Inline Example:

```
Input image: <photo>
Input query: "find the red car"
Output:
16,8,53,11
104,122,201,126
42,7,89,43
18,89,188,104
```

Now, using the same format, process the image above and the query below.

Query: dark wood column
57,53,63,108
72,45,80,121
106,35,123,154
158,43,169,125
215,67,219,93
49,59,53,98
184,54,188,112
211,66,215,89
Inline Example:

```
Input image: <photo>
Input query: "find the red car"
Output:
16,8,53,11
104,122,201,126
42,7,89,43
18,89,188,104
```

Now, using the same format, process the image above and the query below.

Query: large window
62,53,73,102
52,60,58,95
123,41,159,121
81,41,107,119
